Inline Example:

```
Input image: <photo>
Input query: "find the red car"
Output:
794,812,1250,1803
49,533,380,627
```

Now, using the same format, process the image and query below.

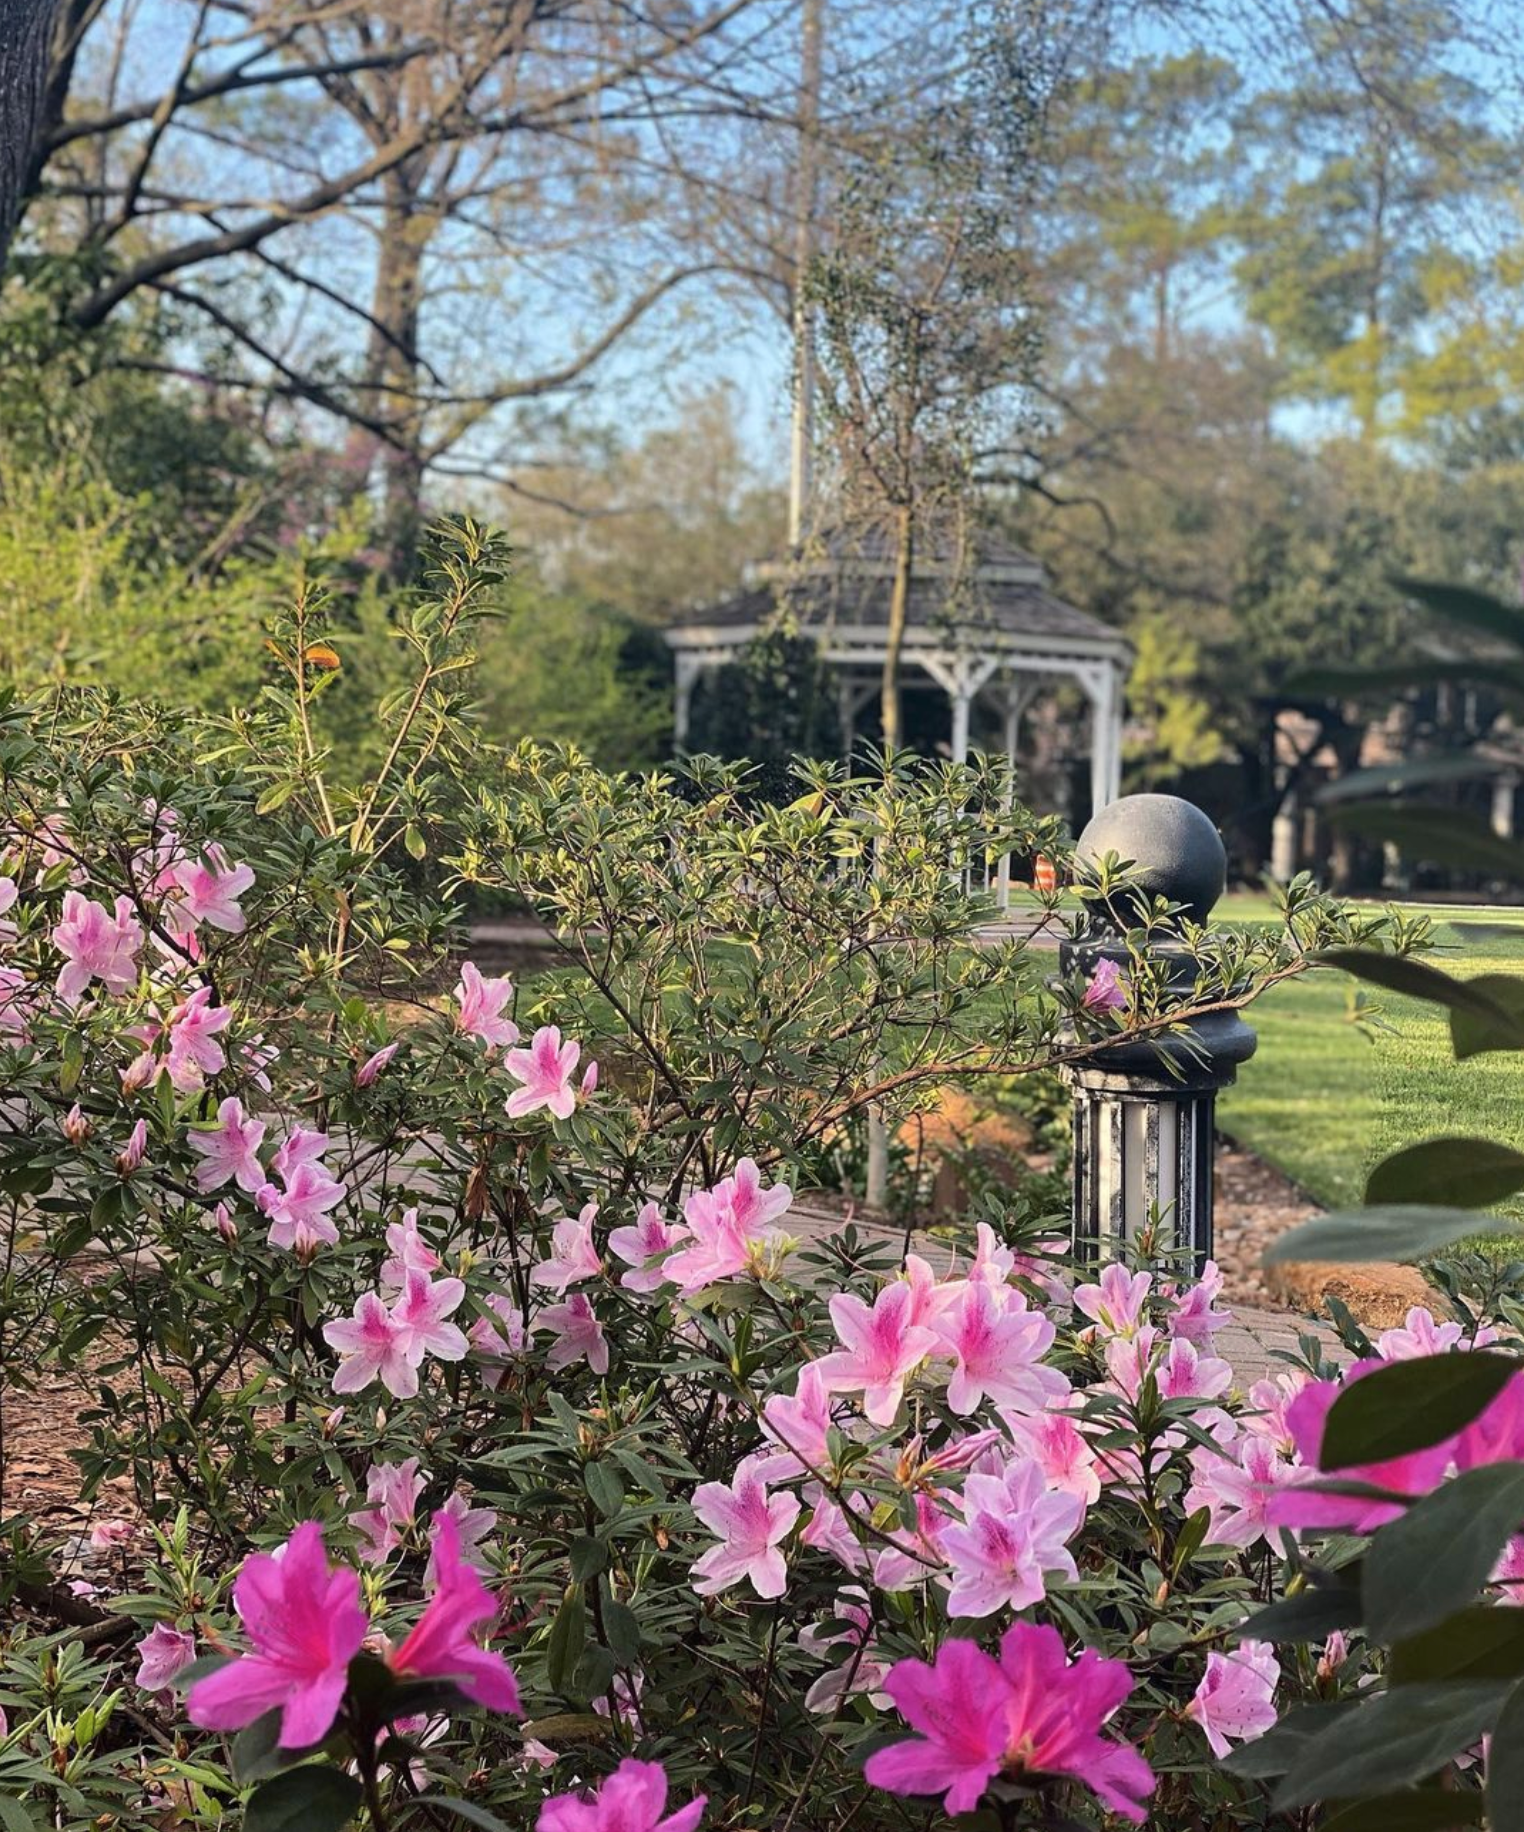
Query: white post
950,688,971,764
995,687,1024,910
1494,770,1519,839
839,675,857,762
1106,664,1125,806
1089,669,1114,818
674,656,700,752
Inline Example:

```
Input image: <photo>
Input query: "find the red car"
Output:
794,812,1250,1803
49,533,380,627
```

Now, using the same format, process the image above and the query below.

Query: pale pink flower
931,1280,1064,1416
1494,1536,1524,1603
966,1221,1016,1288
540,1293,608,1374
53,892,143,1005
722,1157,793,1234
214,1202,237,1242
1185,1643,1279,1759
162,987,233,1091
188,1097,267,1194
939,1461,1083,1617
760,1361,835,1475
0,967,31,1040
134,1623,196,1693
538,1759,705,1832
864,1622,1154,1822
1105,1327,1232,1406
350,1457,427,1564
901,1253,948,1327
120,1049,157,1092
663,1199,751,1293
1244,1369,1311,1454
1073,1263,1152,1339
355,1041,400,1087
1081,957,1128,1013
61,1102,91,1146
386,1511,520,1714
608,1200,690,1294
870,1489,954,1592
505,1025,581,1121
435,1491,497,1571
186,1521,367,1748
243,1034,278,1091
167,846,255,935
520,1738,559,1771
690,1453,801,1599
798,1489,869,1573
580,1061,599,1097
1316,1633,1348,1680
471,1294,529,1390
1000,1410,1102,1505
324,1291,418,1399
261,1161,345,1256
1378,1305,1496,1359
800,1589,892,1713
115,1119,148,1177
591,1670,644,1728
455,962,520,1049
1186,1433,1299,1550
814,1282,940,1427
530,1202,602,1294
1163,1261,1233,1347
271,1125,329,1182
90,1518,135,1551
0,876,17,945
391,1268,469,1364
380,1208,442,1288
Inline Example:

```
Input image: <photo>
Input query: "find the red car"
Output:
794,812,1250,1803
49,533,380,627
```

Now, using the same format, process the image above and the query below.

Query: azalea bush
0,519,1417,1830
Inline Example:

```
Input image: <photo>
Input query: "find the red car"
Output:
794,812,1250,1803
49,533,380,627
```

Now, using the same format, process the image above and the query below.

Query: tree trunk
0,0,65,270
881,504,914,751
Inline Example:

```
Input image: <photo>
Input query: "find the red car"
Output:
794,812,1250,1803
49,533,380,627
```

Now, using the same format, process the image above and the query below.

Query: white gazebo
663,529,1131,816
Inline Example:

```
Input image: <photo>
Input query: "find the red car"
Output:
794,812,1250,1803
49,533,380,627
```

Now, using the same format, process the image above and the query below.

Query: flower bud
580,1060,599,1098
61,1103,92,1147
214,1202,237,1243
115,1119,148,1177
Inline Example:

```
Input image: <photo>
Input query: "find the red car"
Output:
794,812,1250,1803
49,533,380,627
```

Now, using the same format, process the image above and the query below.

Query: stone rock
1075,793,1227,926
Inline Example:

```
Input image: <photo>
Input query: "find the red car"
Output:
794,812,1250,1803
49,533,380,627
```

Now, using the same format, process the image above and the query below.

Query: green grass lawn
1218,896,1524,1216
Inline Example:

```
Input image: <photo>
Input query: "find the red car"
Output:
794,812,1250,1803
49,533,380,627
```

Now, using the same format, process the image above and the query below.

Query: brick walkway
786,1198,1344,1387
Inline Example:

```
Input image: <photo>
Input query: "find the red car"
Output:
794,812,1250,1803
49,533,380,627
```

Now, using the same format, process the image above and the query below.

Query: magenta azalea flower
324,1291,418,1398
386,1512,519,1713
135,1623,197,1693
939,1460,1084,1617
814,1282,940,1428
1186,1643,1279,1758
864,1622,1154,1822
53,891,143,1005
931,1280,1063,1416
539,1758,705,1832
690,1453,801,1599
186,1522,367,1748
1081,956,1128,1013
455,961,520,1049
505,1025,581,1121
608,1200,690,1294
188,1097,267,1194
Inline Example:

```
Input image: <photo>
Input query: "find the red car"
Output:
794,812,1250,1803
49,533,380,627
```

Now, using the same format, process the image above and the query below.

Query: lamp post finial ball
1075,792,1227,927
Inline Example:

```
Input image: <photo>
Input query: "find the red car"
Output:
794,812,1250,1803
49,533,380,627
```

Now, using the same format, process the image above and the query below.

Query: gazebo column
921,654,999,765
995,680,1038,910
1082,661,1125,817
838,677,877,762
673,654,703,752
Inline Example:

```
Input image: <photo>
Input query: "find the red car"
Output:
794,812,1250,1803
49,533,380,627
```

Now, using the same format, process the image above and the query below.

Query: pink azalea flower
1073,1263,1152,1339
864,1622,1154,1822
1187,1433,1300,1550
186,1521,368,1748
435,1491,498,1572
1493,1535,1524,1603
800,1588,892,1713
162,987,233,1091
538,1758,705,1832
1081,957,1128,1013
505,1026,581,1121
760,1361,835,1475
0,876,17,945
939,1461,1083,1617
214,1203,237,1242
0,966,31,1041
1185,1643,1280,1759
471,1294,529,1390
689,1453,801,1599
1378,1305,1496,1359
1245,1369,1311,1454
723,1157,793,1234
931,1281,1063,1416
1268,1363,1454,1531
580,1060,599,1097
61,1102,91,1146
324,1291,419,1399
1105,1326,1232,1406
53,892,143,1005
608,1200,690,1294
814,1282,940,1428
870,1489,954,1592
663,1200,751,1294
380,1208,442,1289
530,1202,602,1294
355,1041,400,1087
167,845,255,935
90,1518,135,1550
455,962,520,1049
1163,1261,1233,1346
798,1489,869,1573
387,1511,520,1713
188,1097,267,1193
1316,1632,1348,1680
271,1125,329,1183
261,1161,345,1256
1000,1410,1102,1505
350,1457,427,1564
391,1268,469,1365
540,1293,608,1374
965,1221,1016,1289
115,1119,148,1177
134,1622,197,1694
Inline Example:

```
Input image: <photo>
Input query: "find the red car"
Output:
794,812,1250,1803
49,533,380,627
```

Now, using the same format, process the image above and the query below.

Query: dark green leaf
1485,1675,1524,1832
1240,1587,1363,1644
584,1462,625,1519
1219,1702,1355,1778
1322,1789,1485,1832
1323,805,1524,881
244,1766,362,1832
1395,577,1524,651
232,1710,318,1784
546,1587,586,1693
1316,757,1505,805
568,1536,607,1583
1273,1683,1507,1810
1367,1466,1524,1643
410,1799,515,1831
0,1798,41,1832
1315,949,1524,1023
172,1652,235,1689
603,1599,642,1664
1390,1608,1524,1686
1323,1354,1519,1469
1367,1139,1524,1210
1450,975,1524,1059
1266,1207,1523,1266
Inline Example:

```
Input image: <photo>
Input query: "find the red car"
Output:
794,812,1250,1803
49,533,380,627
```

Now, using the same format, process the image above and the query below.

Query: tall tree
0,0,63,266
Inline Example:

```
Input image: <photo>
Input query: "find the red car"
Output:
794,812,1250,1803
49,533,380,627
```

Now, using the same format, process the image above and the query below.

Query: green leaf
1450,975,1524,1059
1367,1139,1524,1209
410,1799,514,1831
584,1461,625,1519
1322,1789,1485,1832
1395,577,1524,651
1316,757,1506,805
232,1710,318,1784
1485,1674,1524,1832
1288,660,1503,699
603,1599,642,1664
1219,1702,1355,1778
568,1536,607,1583
1390,1608,1524,1686
255,779,297,815
0,1797,41,1832
1240,1587,1363,1644
1323,804,1524,881
244,1766,362,1832
1273,1683,1507,1810
1314,949,1524,1027
546,1587,586,1693
1265,1207,1522,1266
1322,1354,1519,1469
1365,1465,1524,1643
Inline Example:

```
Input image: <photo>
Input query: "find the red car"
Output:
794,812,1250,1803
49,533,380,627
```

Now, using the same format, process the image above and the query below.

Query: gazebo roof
664,527,1129,661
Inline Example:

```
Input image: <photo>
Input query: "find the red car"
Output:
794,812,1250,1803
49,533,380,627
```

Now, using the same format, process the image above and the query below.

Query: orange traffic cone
1033,854,1058,892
